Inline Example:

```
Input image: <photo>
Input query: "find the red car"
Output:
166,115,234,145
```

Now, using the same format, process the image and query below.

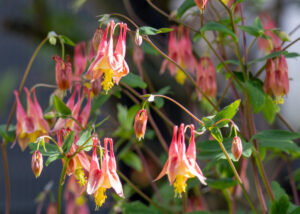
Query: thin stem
1,142,10,214
282,37,300,51
254,64,266,78
118,170,171,214
31,83,57,91
57,158,70,214
247,37,258,55
68,116,84,131
152,94,205,126
277,113,296,132
215,138,256,213
287,159,300,205
59,37,65,60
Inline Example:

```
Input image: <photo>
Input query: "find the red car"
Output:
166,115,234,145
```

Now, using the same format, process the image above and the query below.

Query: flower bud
135,30,143,46
53,55,73,90
134,110,148,141
231,136,243,161
32,150,43,178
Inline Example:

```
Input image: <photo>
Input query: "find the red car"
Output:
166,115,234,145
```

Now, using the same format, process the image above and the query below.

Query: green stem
118,170,171,214
1,142,10,214
57,158,70,214
59,37,65,60
247,37,258,55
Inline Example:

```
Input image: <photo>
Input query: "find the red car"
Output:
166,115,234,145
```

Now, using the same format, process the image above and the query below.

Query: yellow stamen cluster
94,187,107,210
173,175,187,197
275,95,284,104
102,69,115,92
75,168,87,187
175,69,186,85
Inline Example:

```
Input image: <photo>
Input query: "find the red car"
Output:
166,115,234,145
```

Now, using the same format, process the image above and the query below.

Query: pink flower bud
135,30,143,46
134,110,148,140
231,136,243,161
53,55,73,90
31,150,43,178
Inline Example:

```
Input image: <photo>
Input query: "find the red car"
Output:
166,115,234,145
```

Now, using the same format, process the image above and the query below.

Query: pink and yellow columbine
160,26,196,84
87,137,124,209
155,124,206,197
14,88,50,151
86,20,129,92
263,48,289,104
53,55,73,90
196,57,217,100
134,109,148,141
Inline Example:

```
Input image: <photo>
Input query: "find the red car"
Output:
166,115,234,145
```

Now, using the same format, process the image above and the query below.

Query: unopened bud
32,150,43,178
48,31,57,46
135,30,143,46
278,31,290,42
53,55,73,90
134,110,148,141
231,136,243,161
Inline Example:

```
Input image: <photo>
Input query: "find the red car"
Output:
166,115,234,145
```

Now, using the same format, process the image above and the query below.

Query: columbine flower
87,137,124,209
73,42,87,81
154,124,206,197
31,150,43,178
14,88,50,151
53,55,73,90
160,26,196,85
196,57,217,100
263,49,289,104
134,109,148,141
231,136,243,161
258,14,281,53
194,0,209,13
86,21,129,92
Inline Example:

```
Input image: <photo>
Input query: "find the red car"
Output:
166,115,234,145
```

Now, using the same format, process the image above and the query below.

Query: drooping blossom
57,130,90,187
194,0,209,13
31,150,43,178
154,124,206,197
65,175,90,214
86,21,129,92
14,88,50,151
258,14,281,53
231,136,243,161
87,137,124,209
53,85,91,135
160,26,196,84
53,55,73,90
196,57,217,100
134,109,148,141
263,49,289,103
73,42,87,81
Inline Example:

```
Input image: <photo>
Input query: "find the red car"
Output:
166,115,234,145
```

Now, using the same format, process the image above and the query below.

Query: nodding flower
258,14,281,53
53,55,73,90
134,109,148,141
263,48,289,104
160,26,196,85
194,0,209,13
14,88,50,151
196,57,217,100
154,124,206,197
31,150,43,178
87,137,124,209
86,21,129,92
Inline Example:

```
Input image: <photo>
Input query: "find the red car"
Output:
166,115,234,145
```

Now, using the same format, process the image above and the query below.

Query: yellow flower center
102,69,115,92
173,175,187,197
94,187,107,209
275,96,284,104
175,69,186,85
75,168,87,187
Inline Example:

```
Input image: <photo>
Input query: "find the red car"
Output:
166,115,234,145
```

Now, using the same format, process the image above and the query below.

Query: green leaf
246,80,266,113
238,25,262,37
91,94,110,114
153,86,171,108
29,142,60,156
201,21,238,42
253,130,300,141
249,51,300,65
206,178,237,189
122,201,160,214
210,127,223,143
120,73,147,89
59,35,75,46
62,131,75,153
216,60,240,72
120,152,143,171
0,124,16,143
76,131,93,151
262,96,279,124
46,153,64,166
197,137,252,161
176,0,196,19
139,26,173,36
213,100,241,128
53,95,72,117
270,195,290,214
